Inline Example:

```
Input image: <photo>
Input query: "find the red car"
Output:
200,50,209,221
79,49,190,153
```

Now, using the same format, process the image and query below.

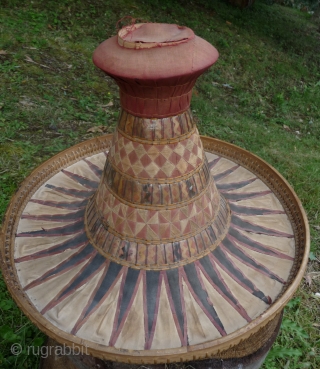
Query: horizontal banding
119,90,193,118
90,180,221,244
102,158,211,207
118,109,195,143
85,193,230,269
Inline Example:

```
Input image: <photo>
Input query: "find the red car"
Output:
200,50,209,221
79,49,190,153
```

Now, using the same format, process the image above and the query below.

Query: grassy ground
0,0,319,368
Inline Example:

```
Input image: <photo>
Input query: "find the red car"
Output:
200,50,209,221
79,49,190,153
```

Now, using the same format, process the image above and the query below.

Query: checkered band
108,129,204,180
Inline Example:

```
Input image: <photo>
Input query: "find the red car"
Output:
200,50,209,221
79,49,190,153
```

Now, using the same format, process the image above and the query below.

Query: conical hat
0,23,309,364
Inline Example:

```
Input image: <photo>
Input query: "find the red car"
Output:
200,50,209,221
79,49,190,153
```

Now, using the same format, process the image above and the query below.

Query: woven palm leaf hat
0,22,309,365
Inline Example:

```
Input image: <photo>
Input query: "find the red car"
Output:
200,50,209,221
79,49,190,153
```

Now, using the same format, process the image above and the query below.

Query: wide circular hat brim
0,135,309,364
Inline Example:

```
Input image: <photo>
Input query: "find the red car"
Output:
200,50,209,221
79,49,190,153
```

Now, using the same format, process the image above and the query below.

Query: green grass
0,0,320,368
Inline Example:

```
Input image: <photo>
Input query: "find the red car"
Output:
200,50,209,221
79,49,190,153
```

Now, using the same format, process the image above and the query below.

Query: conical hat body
0,23,309,364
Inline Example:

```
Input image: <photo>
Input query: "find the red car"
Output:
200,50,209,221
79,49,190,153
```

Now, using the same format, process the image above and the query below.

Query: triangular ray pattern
21,208,85,222
15,232,88,262
182,277,221,344
61,169,99,189
45,184,94,199
166,268,186,345
23,244,96,290
114,277,146,350
76,275,122,344
229,202,285,216
207,156,220,170
72,261,124,334
229,228,293,260
222,237,285,284
213,165,240,182
216,178,257,192
44,266,106,333
17,219,85,238
182,263,226,336
214,261,271,320
28,198,88,210
197,258,251,321
211,248,271,304
41,253,108,314
224,191,272,202
83,158,103,178
231,215,294,238
150,275,182,349
26,261,88,313
116,268,141,331
145,270,161,349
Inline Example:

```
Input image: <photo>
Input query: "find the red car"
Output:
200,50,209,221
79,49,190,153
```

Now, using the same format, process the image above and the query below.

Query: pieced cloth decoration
0,23,309,364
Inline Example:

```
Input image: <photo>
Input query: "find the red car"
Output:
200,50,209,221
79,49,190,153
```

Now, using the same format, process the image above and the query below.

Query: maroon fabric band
119,89,193,118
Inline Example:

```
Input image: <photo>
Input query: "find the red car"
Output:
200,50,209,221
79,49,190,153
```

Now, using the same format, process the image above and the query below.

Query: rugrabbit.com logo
11,343,88,358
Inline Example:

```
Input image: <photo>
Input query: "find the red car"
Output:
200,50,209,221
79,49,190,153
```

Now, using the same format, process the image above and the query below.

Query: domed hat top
93,23,218,79
93,23,219,117
0,22,309,365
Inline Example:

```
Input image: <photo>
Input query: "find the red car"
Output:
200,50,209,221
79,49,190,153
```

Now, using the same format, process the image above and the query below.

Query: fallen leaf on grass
87,126,109,133
99,101,114,109
222,83,233,89
309,252,319,262
87,127,103,133
19,99,35,107
25,56,35,63
25,55,51,69
283,125,291,132
307,272,320,279
305,275,312,287
0,50,7,55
